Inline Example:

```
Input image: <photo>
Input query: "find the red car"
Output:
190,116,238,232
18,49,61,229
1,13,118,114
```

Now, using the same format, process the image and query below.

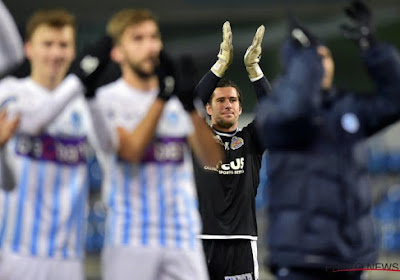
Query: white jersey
0,76,93,260
95,78,202,251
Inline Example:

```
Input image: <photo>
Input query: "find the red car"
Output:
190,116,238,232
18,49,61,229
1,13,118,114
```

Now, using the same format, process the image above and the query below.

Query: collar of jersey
211,127,239,137
120,78,159,96
27,77,53,94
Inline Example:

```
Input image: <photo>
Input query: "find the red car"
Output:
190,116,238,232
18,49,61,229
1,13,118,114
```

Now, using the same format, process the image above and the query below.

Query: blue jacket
255,42,400,269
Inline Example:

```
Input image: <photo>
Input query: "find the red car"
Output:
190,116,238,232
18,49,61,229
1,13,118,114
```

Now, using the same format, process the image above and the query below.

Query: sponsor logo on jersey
15,133,88,165
204,157,245,175
139,137,186,164
230,136,244,150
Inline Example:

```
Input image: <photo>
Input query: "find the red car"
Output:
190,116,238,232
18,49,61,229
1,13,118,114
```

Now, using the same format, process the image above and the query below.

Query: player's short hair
107,9,158,44
208,78,242,106
25,9,76,41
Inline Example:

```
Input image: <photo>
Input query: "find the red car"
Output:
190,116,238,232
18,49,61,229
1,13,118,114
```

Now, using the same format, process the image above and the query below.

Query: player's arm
183,83,223,167
0,0,24,76
0,110,19,191
195,21,232,105
0,110,19,147
74,35,124,153
117,99,167,162
12,36,113,135
0,90,20,191
242,26,271,153
175,55,223,166
254,16,324,151
86,95,118,153
255,46,323,150
117,51,175,162
14,74,84,134
339,0,400,135
187,112,223,167
244,25,272,100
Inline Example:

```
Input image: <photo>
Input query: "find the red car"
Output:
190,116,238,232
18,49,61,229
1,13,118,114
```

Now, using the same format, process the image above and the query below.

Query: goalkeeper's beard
215,118,236,130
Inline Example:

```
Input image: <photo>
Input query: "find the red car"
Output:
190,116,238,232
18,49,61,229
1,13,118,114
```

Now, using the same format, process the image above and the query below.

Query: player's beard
128,57,157,80
215,118,236,130
129,63,154,80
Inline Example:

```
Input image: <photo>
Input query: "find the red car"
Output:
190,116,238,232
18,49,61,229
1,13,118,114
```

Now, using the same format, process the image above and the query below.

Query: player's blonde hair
107,9,158,44
26,9,75,40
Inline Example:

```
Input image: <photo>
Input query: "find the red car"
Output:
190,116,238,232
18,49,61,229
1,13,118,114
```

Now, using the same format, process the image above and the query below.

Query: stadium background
3,0,400,279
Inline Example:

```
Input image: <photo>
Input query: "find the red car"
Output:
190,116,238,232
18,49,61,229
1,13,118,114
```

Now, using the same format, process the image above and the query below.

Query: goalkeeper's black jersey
194,122,263,239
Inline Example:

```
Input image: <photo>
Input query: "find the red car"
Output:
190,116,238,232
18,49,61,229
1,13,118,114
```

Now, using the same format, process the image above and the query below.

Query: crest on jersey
71,111,81,130
341,112,359,134
230,136,244,150
166,111,178,124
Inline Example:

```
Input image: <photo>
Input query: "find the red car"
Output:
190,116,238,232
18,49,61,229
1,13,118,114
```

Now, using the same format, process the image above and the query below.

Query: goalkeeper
193,21,271,280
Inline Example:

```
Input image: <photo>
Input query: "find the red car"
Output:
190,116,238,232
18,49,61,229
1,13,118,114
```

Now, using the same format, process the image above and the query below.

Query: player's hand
175,55,201,113
244,25,265,82
0,110,19,147
288,13,319,49
155,50,177,102
211,21,233,78
340,0,375,50
71,35,113,99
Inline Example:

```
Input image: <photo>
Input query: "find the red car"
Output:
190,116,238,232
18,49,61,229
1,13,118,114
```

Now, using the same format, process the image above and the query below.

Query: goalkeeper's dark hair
208,78,242,106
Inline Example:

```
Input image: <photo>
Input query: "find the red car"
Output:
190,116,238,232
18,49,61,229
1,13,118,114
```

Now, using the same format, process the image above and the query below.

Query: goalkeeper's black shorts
202,238,258,280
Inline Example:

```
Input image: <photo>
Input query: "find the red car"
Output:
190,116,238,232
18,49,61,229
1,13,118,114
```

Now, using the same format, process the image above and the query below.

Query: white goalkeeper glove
244,25,265,82
211,21,233,78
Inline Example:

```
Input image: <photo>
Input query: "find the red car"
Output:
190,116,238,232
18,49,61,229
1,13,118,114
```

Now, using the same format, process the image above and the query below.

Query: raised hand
175,55,199,112
211,21,233,78
288,13,320,48
244,25,265,82
340,0,375,50
155,50,177,101
71,35,113,98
